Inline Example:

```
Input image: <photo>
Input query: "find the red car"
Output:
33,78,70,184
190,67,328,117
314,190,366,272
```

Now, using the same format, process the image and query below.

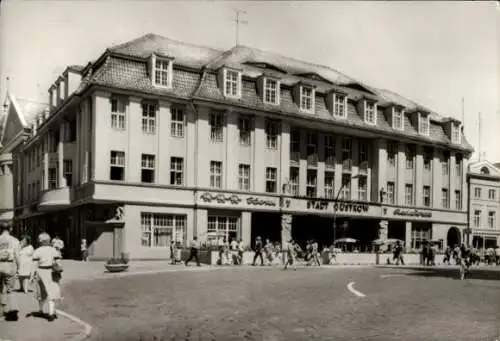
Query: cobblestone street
56,265,500,341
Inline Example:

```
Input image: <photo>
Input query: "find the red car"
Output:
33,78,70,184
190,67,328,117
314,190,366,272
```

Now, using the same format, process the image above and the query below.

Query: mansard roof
108,33,222,69
68,33,473,152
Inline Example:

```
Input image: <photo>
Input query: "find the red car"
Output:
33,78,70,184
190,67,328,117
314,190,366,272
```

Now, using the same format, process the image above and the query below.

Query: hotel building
467,161,500,248
10,34,473,259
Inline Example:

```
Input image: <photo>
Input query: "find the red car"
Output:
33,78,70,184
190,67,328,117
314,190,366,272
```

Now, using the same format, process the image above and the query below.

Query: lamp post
332,174,360,246
280,179,292,264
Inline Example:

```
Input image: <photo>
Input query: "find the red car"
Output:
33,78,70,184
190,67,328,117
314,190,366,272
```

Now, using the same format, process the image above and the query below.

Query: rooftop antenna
461,97,465,124
234,9,248,46
2,77,9,112
478,112,481,161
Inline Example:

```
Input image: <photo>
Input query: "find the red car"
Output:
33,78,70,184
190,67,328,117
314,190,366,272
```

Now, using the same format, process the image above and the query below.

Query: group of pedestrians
218,237,246,265
0,222,64,322
251,237,283,266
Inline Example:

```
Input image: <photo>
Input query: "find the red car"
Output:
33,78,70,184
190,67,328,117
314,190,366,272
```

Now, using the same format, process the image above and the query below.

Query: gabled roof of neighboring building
468,160,500,179
0,92,48,151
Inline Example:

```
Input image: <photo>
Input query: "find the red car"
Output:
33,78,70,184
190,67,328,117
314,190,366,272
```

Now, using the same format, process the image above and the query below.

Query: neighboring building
467,161,500,248
12,34,473,260
0,92,48,223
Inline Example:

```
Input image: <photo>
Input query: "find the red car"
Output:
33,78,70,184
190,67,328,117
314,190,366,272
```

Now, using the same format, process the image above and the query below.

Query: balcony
38,186,70,210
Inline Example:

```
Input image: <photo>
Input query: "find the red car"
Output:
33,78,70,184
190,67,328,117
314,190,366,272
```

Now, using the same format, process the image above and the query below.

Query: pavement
2,261,499,341
0,260,197,341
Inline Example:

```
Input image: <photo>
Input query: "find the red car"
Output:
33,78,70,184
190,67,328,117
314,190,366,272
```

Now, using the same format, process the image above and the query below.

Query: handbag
52,263,63,281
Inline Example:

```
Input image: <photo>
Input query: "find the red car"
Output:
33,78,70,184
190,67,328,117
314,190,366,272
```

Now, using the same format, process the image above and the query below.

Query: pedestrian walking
252,236,264,266
80,238,88,262
0,222,20,321
394,241,405,265
264,238,273,266
310,240,321,266
32,232,63,322
18,235,34,293
185,237,201,267
443,246,451,265
495,245,500,266
170,241,178,265
51,234,64,257
284,239,297,271
237,239,245,265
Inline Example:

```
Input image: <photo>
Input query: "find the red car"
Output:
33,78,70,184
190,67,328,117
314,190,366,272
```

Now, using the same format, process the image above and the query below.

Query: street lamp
332,174,360,246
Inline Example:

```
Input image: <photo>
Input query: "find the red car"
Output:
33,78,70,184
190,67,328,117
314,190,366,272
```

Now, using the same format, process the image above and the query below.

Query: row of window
23,160,73,202
385,182,462,209
221,68,438,137
108,150,465,208
289,132,368,169
108,98,464,174
111,98,185,137
150,59,439,136
473,187,497,200
473,210,497,229
387,142,463,175
140,212,239,248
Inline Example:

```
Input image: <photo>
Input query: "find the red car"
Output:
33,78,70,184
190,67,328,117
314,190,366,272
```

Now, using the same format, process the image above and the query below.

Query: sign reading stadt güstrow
302,199,372,215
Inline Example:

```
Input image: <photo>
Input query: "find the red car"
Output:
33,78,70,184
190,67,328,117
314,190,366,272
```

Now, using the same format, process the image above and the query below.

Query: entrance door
447,227,461,248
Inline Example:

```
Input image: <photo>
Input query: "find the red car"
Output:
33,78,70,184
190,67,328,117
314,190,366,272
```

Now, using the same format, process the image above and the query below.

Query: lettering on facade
246,197,276,207
333,202,369,213
306,200,370,214
199,192,242,205
307,200,329,210
393,208,432,218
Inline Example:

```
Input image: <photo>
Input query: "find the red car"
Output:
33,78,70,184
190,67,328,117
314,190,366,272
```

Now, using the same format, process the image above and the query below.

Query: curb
63,263,377,283
56,309,92,341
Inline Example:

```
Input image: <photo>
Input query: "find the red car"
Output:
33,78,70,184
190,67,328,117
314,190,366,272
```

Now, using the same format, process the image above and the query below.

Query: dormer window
451,123,461,143
393,107,404,130
364,101,376,125
300,85,314,113
333,93,347,118
264,78,279,105
418,112,430,136
224,69,241,98
152,55,173,88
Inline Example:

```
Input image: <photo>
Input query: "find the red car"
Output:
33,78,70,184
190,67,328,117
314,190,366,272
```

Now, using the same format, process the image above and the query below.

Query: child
80,239,88,262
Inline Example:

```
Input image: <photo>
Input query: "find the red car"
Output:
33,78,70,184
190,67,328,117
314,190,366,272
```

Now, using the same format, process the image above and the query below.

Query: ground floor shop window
207,215,238,242
140,213,187,247
411,225,431,250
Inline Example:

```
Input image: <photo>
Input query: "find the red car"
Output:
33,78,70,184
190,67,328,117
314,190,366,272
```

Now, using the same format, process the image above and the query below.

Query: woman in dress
31,232,63,321
18,235,34,293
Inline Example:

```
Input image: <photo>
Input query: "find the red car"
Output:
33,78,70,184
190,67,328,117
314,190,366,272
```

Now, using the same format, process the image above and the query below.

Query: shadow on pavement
394,267,500,281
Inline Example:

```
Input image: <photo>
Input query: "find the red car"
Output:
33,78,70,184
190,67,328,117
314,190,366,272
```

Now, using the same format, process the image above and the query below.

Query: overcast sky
1,1,499,162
